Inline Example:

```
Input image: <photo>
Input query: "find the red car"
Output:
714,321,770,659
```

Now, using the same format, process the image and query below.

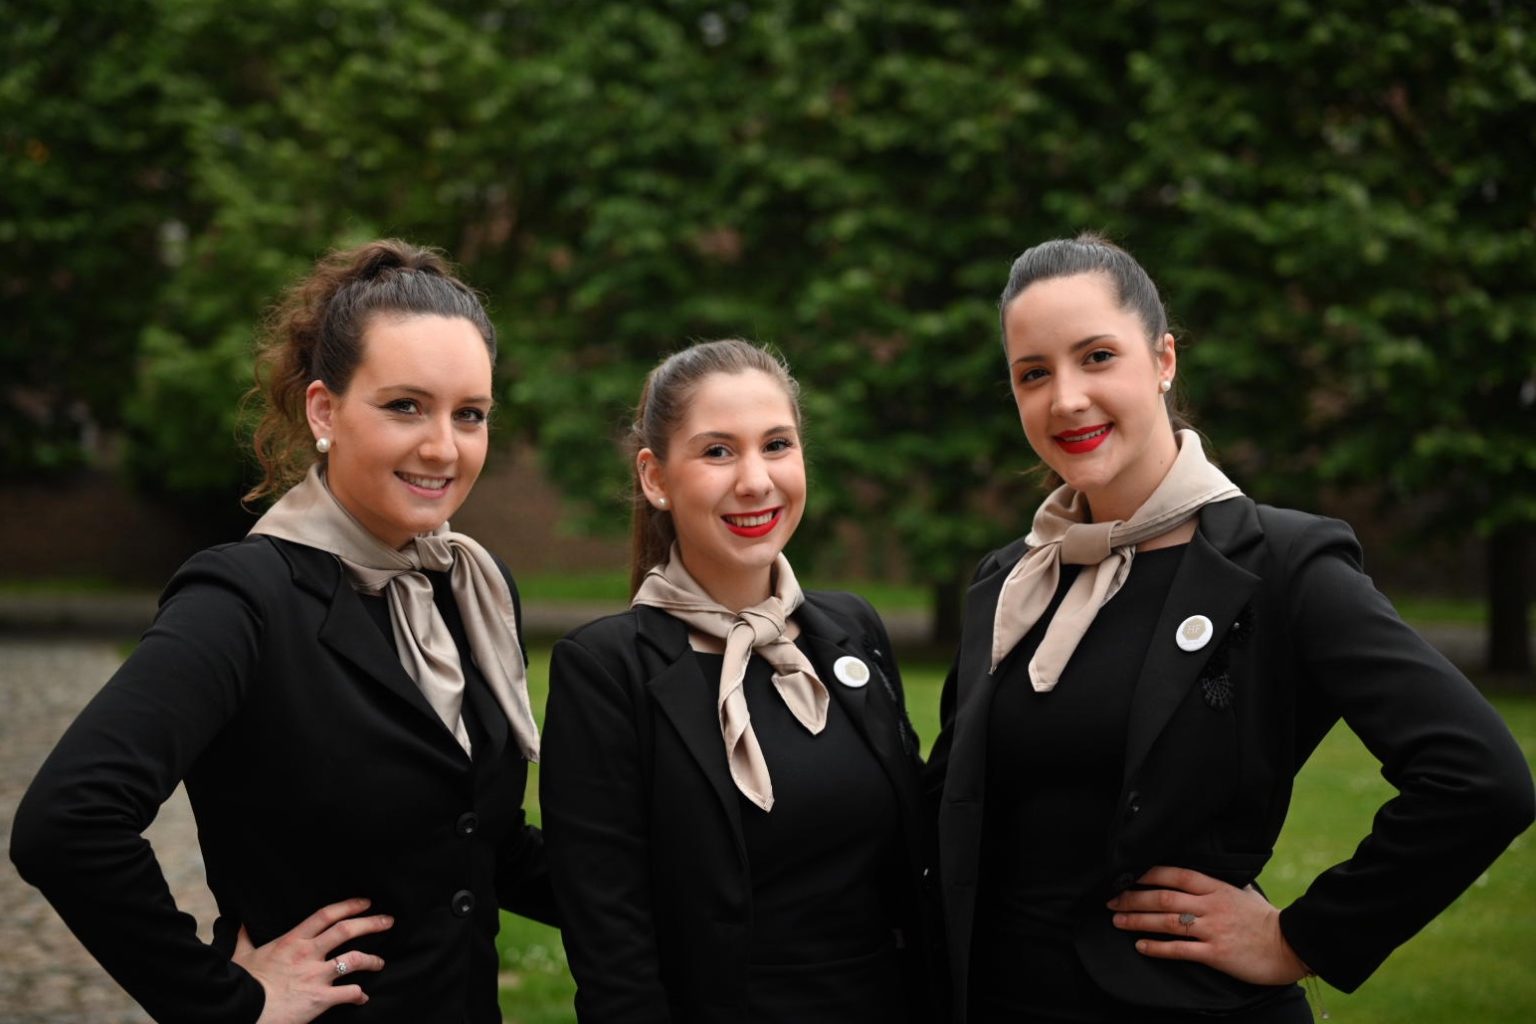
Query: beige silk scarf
249,465,540,761
992,430,1242,691
631,547,829,812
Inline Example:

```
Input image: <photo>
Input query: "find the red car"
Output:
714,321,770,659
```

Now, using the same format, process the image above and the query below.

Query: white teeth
724,511,775,527
1061,426,1108,442
399,473,449,490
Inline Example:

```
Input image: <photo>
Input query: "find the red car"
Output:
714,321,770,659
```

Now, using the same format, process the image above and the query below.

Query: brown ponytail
243,239,495,503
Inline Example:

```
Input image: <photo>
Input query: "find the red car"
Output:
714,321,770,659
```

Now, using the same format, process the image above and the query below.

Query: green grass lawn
498,649,1535,1023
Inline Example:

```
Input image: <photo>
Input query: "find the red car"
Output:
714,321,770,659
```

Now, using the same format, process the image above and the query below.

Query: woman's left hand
1106,866,1311,986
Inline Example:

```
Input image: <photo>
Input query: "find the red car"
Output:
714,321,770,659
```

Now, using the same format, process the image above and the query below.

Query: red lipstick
1054,424,1112,454
722,508,782,538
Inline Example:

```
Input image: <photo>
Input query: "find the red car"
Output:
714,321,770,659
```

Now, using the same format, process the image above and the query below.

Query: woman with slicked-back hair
926,233,1533,1023
541,339,943,1022
12,240,556,1023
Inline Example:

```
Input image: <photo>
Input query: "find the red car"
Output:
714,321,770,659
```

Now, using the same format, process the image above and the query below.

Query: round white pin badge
833,655,871,688
1176,614,1214,652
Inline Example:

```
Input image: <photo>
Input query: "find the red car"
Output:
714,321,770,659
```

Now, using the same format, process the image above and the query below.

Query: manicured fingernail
1136,940,1148,953
1112,914,1126,926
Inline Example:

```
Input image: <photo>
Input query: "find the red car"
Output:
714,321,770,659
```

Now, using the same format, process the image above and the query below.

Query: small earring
656,497,669,509
315,436,332,454
1159,379,1172,394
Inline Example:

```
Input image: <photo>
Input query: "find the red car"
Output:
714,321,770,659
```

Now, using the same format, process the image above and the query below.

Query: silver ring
334,957,350,976
1178,912,1197,929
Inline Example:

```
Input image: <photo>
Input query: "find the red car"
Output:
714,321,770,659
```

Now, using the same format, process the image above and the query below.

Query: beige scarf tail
431,535,542,762
633,548,828,812
385,576,473,752
1025,552,1130,691
990,431,1242,690
719,620,770,808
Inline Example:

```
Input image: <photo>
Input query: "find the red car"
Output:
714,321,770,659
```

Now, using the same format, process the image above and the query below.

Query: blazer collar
633,598,914,849
947,501,1264,799
943,549,1020,805
634,605,747,848
267,537,474,768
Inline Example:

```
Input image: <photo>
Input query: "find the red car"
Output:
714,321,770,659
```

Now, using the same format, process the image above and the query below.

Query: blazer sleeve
922,549,1005,815
9,545,270,1024
540,632,671,1023
1273,515,1535,991
494,813,557,924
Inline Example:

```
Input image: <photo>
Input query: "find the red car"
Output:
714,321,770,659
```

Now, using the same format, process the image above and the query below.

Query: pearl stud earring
1159,380,1172,394
316,437,333,454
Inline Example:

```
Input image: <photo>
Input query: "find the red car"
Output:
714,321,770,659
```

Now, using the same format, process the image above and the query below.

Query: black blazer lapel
946,562,1014,806
275,539,470,766
1120,500,1263,788
794,599,870,743
461,650,511,770
796,598,914,820
635,606,747,850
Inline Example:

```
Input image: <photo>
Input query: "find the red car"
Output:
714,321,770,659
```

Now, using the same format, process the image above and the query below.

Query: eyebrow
376,385,494,405
1010,334,1117,367
685,425,798,445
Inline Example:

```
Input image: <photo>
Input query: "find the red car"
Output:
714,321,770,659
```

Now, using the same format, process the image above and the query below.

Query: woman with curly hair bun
12,239,556,1023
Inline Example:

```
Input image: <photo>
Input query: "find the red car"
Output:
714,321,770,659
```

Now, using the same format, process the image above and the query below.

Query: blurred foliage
2,0,1533,597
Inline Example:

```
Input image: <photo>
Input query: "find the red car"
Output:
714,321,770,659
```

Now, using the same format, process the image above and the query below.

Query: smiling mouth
722,508,782,537
1054,424,1113,454
397,472,451,492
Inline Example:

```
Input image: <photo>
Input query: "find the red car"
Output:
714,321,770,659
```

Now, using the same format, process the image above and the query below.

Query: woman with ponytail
12,240,556,1023
541,339,941,1022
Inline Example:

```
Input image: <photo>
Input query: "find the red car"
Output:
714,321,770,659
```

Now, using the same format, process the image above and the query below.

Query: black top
694,643,906,1023
972,546,1184,1023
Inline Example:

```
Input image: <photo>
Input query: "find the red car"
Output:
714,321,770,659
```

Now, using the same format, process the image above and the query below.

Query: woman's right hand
232,897,394,1024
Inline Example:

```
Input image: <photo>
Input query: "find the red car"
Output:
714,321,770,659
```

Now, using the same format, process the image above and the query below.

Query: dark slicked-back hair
998,231,1168,355
998,231,1195,447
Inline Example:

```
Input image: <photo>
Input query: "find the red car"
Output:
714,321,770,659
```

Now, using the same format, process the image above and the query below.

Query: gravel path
0,640,216,1024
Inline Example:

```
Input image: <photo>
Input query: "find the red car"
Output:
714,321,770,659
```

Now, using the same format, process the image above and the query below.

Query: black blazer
541,591,942,1023
927,497,1533,1019
11,536,556,1024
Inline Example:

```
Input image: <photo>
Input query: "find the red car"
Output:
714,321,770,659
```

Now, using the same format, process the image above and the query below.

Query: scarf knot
1059,522,1117,565
632,548,829,812
991,431,1242,692
411,533,457,574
